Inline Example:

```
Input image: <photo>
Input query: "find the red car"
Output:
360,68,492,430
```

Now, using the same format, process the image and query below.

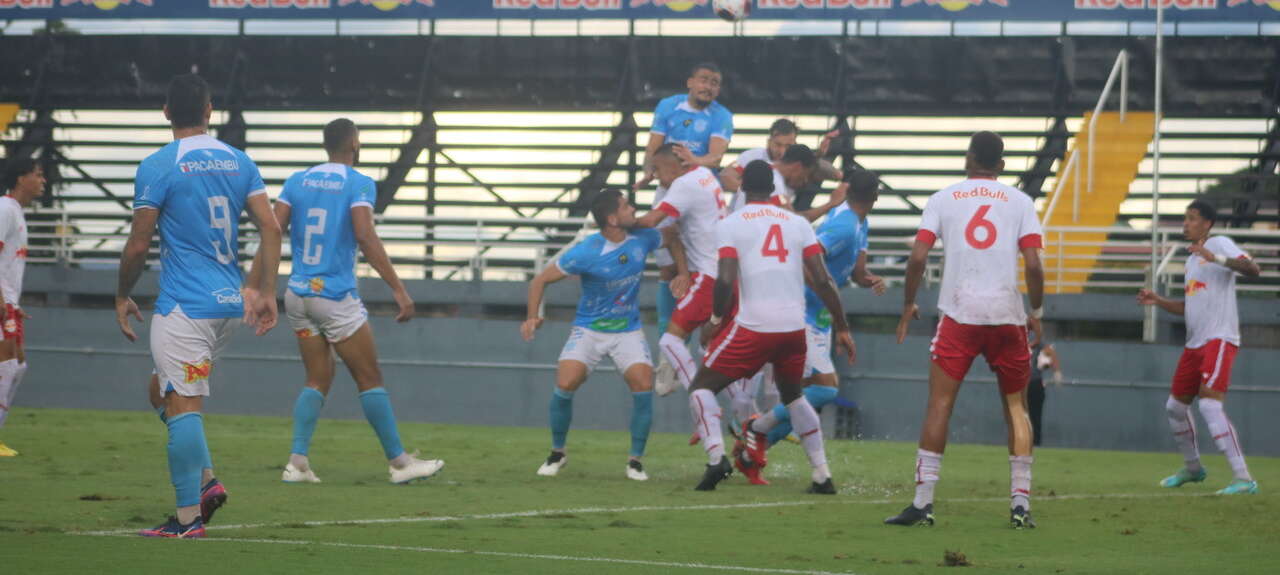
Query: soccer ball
713,0,750,22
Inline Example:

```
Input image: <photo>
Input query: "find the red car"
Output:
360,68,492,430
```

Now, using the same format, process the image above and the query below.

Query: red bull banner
1,0,1277,20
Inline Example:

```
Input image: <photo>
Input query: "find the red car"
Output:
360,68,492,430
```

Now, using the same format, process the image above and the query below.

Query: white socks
786,397,829,483
1198,398,1252,482
751,409,780,434
1165,397,1202,472
689,388,723,464
659,333,698,391
913,449,942,509
0,359,18,428
1010,455,1033,510
727,379,757,424
289,453,311,472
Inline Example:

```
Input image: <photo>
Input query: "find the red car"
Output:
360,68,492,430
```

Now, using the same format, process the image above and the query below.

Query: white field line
101,535,864,575
76,490,1213,537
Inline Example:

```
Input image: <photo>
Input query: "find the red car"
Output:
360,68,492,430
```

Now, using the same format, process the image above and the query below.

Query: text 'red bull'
757,0,893,9
494,0,620,8
902,0,1010,7
1075,0,1217,8
208,0,331,8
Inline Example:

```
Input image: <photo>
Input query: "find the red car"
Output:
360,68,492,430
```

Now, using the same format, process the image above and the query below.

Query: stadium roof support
376,37,436,215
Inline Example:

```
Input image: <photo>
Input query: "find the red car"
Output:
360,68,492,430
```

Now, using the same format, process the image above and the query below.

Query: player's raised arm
115,206,157,342
522,262,569,342
352,206,414,323
243,192,282,336
803,245,856,365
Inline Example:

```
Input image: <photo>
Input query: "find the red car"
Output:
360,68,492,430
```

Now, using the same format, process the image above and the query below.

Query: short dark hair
742,160,775,197
1187,199,1217,225
780,144,816,168
2,157,38,193
653,143,680,160
690,62,721,78
769,119,798,138
845,169,880,205
591,190,625,228
324,118,358,156
165,74,211,130
968,131,1004,170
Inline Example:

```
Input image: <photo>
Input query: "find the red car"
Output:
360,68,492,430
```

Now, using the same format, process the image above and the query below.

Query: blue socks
656,281,676,337
291,387,326,457
767,386,839,446
359,387,405,461
550,388,574,450
630,391,654,458
166,412,208,508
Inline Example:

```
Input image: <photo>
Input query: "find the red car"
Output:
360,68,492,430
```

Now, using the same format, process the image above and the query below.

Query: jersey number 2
965,205,997,250
302,208,327,265
762,224,789,263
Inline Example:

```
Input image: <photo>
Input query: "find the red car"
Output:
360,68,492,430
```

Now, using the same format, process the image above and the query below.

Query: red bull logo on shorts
310,277,326,293
495,0,621,8
902,0,1008,10
339,0,432,10
0,0,54,9
209,0,331,9
182,360,213,384
629,0,707,12
59,0,151,8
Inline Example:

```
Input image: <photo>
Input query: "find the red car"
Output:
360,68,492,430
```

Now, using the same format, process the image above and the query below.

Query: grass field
1,408,1276,574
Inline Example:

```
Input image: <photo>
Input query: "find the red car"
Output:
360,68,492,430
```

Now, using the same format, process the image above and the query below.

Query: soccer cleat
1010,506,1037,529
1215,479,1259,495
732,450,769,485
654,356,679,397
783,433,800,445
807,478,836,495
281,463,322,484
1159,467,1207,488
390,456,445,484
199,478,227,524
740,415,768,469
625,459,649,481
536,451,567,477
0,440,17,457
884,503,935,527
138,516,205,539
694,456,733,491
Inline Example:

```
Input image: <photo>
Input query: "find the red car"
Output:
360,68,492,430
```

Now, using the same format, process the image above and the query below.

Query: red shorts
703,322,806,383
670,272,736,334
1,304,23,349
1171,339,1237,396
930,316,1031,395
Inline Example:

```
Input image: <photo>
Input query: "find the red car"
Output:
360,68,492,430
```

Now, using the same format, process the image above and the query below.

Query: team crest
618,253,629,265
682,118,692,128
694,119,708,132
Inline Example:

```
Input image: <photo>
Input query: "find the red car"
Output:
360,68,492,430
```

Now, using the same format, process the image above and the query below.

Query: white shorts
805,324,835,377
285,291,368,343
558,327,652,374
151,307,236,398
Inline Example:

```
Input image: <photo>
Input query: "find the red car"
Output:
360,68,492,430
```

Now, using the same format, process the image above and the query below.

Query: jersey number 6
762,224,790,263
965,205,997,250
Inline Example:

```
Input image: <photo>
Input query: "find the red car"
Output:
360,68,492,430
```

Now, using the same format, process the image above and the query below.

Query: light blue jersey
649,94,733,158
279,163,376,301
804,205,868,331
557,229,662,333
133,134,266,319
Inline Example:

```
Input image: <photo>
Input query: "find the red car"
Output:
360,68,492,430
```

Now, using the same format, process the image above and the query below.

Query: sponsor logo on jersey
1186,280,1208,296
902,0,1007,10
60,0,153,9
339,0,432,10
629,0,705,12
179,155,241,175
209,0,331,9
15,247,27,259
302,177,345,191
952,186,1009,202
310,277,326,293
0,0,55,9
212,287,244,305
182,359,213,384
493,0,621,9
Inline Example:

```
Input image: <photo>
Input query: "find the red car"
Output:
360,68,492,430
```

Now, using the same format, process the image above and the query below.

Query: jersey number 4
965,205,997,250
762,224,790,263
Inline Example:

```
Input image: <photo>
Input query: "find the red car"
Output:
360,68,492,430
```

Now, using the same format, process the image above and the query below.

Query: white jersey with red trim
655,166,726,276
917,179,1043,326
0,196,28,307
1184,235,1248,349
728,147,794,213
717,201,821,333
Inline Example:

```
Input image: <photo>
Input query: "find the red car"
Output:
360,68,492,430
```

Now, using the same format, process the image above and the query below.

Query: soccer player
115,74,282,538
522,190,687,481
636,63,733,382
1138,200,1261,495
275,119,443,485
886,132,1045,529
736,169,886,486
722,122,844,219
635,145,724,398
0,158,44,457
688,160,856,493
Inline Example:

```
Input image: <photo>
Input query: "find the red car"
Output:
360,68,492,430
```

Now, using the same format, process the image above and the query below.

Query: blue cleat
1215,479,1259,495
1159,467,1207,488
138,516,205,539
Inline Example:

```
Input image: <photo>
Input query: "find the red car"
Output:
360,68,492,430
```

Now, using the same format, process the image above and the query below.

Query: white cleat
654,356,678,397
537,451,567,477
389,456,445,484
282,463,322,484
626,460,649,481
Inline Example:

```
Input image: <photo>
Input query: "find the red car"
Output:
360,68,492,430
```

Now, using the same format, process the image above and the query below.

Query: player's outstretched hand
250,290,277,336
1136,288,1158,306
718,166,741,192
521,317,544,342
115,296,143,342
1187,241,1213,262
818,130,839,158
673,144,696,166
669,272,692,300
895,303,919,344
393,289,415,323
868,275,887,296
836,329,857,365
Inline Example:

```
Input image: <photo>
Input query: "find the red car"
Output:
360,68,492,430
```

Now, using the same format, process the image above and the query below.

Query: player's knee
305,381,332,396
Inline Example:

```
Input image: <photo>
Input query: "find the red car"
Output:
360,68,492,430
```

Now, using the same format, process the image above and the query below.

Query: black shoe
806,478,837,495
884,503,935,526
1011,506,1036,529
694,457,733,491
